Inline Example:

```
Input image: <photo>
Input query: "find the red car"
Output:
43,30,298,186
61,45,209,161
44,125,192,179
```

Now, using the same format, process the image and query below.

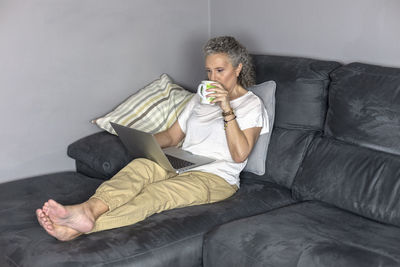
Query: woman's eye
217,69,224,73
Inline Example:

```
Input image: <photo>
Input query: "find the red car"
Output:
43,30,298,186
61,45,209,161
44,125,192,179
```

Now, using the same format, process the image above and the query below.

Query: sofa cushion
253,55,341,129
67,131,134,179
292,136,400,227
243,80,276,175
0,174,295,267
325,63,400,155
92,73,193,135
203,201,400,267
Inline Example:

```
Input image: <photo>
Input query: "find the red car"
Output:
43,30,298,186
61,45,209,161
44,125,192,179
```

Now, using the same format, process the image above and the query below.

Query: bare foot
43,199,95,234
36,209,81,241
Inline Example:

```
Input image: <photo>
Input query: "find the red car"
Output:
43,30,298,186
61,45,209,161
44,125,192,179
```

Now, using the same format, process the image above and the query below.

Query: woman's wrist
222,109,234,117
223,113,236,121
223,115,237,130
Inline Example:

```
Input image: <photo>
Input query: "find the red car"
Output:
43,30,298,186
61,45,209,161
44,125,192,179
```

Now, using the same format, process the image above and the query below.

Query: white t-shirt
177,91,269,187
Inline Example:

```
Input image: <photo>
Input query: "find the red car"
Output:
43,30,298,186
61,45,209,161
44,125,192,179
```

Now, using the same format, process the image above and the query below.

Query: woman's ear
235,63,243,77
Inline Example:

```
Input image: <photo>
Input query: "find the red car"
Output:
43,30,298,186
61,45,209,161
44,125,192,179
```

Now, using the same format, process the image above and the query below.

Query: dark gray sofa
1,55,399,267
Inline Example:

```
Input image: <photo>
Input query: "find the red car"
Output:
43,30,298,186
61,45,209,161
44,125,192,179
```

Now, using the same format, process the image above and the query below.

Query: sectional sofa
1,54,399,267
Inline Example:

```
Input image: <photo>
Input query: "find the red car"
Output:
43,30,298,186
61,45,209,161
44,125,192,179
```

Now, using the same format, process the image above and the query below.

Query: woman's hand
206,82,232,112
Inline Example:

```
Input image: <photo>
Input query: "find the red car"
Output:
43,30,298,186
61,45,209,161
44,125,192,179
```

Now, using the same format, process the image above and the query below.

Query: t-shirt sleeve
236,96,269,134
177,95,197,133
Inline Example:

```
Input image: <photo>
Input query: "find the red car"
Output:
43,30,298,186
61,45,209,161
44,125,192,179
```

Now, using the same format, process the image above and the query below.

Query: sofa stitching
96,232,204,266
5,255,20,267
204,234,265,264
289,130,321,190
338,64,400,77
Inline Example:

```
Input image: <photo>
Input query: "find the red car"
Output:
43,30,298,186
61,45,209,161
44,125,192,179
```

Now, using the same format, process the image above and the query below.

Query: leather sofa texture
1,55,399,267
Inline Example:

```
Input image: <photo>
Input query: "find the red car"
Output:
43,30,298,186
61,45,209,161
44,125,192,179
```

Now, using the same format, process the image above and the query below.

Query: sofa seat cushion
0,174,295,267
203,201,400,267
0,172,102,233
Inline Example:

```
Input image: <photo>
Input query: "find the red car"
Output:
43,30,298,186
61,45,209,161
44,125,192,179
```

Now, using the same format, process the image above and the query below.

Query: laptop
110,122,215,173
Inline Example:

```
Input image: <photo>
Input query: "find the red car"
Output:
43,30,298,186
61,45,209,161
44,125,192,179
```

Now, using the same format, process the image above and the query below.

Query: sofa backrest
241,55,341,188
293,63,400,226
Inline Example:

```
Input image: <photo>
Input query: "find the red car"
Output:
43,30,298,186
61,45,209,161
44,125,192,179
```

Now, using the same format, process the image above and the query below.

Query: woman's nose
209,72,216,81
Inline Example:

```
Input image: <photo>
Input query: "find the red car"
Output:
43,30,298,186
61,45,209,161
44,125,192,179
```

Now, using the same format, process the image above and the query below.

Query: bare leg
36,198,108,241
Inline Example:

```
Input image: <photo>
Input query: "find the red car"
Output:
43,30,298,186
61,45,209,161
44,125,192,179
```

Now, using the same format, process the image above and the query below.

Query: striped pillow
92,74,194,135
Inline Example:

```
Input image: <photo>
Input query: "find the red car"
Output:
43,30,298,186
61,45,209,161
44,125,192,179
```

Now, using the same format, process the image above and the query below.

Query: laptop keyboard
165,154,195,169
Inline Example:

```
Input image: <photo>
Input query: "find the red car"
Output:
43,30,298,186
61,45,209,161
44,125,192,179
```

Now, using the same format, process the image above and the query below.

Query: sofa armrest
67,131,134,180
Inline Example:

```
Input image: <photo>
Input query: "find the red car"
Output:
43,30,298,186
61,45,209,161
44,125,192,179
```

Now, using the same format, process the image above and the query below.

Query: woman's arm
224,117,262,163
208,83,263,163
154,120,185,148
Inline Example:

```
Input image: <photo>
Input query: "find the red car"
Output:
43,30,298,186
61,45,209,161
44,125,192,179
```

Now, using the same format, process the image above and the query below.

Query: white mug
197,80,216,104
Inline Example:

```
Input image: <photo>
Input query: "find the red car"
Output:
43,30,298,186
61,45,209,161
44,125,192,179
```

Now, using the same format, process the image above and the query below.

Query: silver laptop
110,122,215,173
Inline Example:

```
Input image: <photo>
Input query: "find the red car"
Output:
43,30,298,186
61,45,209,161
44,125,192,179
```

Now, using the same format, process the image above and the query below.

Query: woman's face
205,53,242,91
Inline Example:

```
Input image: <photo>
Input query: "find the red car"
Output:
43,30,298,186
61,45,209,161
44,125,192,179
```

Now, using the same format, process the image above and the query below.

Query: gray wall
211,0,400,67
0,0,209,182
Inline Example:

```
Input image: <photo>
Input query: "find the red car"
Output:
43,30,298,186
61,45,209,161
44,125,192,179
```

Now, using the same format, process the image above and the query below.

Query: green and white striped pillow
92,74,194,135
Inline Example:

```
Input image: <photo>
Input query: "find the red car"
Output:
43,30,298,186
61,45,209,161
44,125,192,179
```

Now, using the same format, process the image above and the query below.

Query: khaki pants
89,158,237,232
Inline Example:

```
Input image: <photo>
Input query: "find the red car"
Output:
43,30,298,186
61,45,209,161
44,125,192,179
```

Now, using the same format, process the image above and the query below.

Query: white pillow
92,74,194,135
243,81,276,175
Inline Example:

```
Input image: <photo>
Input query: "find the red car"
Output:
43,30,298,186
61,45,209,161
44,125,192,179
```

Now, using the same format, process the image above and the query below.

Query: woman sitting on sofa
36,36,269,241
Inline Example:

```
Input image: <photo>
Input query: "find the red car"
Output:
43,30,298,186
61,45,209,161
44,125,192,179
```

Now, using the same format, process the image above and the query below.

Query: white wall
211,0,400,67
0,0,209,182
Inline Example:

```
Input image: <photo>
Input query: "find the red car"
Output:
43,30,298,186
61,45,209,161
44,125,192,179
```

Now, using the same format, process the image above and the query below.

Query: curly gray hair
203,36,255,88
